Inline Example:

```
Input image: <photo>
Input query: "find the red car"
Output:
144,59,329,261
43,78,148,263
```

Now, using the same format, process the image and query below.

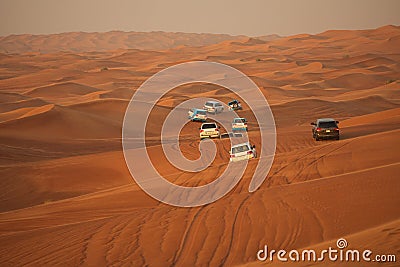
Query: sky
0,0,399,37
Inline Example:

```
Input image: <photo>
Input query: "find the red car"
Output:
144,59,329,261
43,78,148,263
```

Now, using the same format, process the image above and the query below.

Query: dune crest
25,82,101,97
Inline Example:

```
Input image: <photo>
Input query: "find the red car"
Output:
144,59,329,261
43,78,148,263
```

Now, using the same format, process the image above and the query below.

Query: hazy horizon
1,0,400,37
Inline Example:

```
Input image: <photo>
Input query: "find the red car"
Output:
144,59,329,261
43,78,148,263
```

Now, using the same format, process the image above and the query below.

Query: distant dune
0,31,252,53
0,25,399,266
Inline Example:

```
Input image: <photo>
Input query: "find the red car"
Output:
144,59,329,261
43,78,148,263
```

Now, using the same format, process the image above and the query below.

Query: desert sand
0,25,399,266
0,31,255,54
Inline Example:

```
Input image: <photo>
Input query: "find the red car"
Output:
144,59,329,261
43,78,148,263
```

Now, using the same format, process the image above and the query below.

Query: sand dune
323,73,391,89
0,150,133,212
67,99,129,122
0,31,247,54
98,88,134,100
0,25,399,266
0,104,121,140
272,95,398,126
0,98,48,113
0,92,29,103
25,82,101,97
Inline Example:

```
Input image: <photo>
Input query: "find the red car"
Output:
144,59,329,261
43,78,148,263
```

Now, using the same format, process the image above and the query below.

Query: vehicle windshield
319,121,337,128
205,102,214,107
202,123,217,129
197,110,206,115
232,145,250,154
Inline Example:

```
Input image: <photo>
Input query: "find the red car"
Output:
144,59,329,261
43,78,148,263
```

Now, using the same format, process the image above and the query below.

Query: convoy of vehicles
186,100,340,163
188,100,257,161
311,118,340,141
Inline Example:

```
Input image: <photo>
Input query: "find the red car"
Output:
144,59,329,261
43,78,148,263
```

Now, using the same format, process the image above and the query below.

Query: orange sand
0,26,399,266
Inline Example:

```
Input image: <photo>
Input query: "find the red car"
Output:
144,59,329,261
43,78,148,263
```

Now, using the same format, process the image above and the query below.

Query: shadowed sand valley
0,26,399,266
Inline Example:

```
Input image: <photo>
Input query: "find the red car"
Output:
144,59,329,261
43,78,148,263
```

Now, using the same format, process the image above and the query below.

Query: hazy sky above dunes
0,0,399,37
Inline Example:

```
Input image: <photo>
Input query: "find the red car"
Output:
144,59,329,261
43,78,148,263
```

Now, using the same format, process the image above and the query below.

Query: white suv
230,142,256,162
203,101,224,114
199,122,220,139
232,117,248,132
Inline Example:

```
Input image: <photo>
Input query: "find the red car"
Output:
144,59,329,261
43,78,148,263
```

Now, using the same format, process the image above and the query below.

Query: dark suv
311,118,339,141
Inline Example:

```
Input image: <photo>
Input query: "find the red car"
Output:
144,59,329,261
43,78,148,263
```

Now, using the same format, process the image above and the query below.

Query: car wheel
336,136,340,140
315,136,320,141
